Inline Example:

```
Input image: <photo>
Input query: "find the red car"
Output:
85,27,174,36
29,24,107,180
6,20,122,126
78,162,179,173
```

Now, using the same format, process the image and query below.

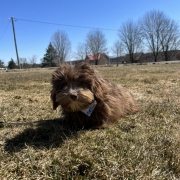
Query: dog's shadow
4,119,80,153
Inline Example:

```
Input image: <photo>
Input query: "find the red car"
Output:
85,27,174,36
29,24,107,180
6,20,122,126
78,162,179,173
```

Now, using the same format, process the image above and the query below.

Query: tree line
2,10,180,69
43,10,180,66
3,55,39,69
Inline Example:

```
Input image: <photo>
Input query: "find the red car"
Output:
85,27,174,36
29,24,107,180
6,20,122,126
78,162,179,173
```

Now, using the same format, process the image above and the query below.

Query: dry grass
0,64,180,179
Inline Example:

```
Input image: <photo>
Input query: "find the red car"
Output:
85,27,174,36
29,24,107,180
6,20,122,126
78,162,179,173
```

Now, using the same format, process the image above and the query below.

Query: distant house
85,53,109,65
110,56,125,65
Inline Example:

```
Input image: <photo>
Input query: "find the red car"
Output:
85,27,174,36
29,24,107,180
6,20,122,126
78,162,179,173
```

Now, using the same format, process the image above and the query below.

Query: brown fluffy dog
51,63,139,129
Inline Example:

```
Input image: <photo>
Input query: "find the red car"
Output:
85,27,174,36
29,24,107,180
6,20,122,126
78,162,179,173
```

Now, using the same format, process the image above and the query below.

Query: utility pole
11,17,20,68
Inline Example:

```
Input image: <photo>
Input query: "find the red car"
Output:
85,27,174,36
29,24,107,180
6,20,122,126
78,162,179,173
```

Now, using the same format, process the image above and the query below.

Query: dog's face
51,63,96,112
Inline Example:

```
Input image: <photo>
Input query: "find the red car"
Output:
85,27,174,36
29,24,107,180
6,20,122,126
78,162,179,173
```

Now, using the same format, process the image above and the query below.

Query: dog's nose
70,94,77,100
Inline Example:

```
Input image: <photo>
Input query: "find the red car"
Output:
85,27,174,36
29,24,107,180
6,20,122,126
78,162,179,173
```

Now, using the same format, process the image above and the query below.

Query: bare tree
111,40,124,57
28,55,37,67
118,20,142,63
159,18,180,61
51,30,71,63
85,29,107,65
141,10,167,62
19,58,27,69
75,42,88,60
0,59,4,68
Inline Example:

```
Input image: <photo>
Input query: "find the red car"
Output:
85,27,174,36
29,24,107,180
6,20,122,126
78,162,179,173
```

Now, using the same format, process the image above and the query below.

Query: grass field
0,64,180,179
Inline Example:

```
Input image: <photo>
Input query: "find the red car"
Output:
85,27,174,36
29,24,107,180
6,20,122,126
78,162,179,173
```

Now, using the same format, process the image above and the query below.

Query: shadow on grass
4,119,80,153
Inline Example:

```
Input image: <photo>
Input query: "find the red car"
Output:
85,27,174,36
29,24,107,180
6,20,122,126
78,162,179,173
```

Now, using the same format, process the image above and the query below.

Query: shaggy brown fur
51,63,139,129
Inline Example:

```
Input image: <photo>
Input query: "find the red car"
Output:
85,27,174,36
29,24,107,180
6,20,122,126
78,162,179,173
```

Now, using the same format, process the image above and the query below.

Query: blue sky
0,0,180,65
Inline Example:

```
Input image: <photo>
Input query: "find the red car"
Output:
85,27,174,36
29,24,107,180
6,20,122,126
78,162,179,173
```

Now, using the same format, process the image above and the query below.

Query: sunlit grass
0,64,180,179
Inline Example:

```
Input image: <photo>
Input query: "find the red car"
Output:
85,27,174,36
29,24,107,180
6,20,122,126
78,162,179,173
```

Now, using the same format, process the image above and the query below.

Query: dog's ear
92,75,107,103
50,90,58,110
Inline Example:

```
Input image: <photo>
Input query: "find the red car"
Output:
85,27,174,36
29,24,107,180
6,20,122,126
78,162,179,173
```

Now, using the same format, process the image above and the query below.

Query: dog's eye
62,85,68,90
57,82,68,91
78,82,89,89
61,82,68,89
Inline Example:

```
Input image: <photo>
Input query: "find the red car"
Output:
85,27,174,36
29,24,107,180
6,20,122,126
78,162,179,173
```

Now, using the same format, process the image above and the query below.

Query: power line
15,18,118,32
0,18,9,20
0,20,10,42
